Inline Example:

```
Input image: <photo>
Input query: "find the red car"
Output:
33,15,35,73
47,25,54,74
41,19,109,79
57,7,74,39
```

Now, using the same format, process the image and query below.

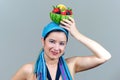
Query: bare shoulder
65,56,79,68
22,63,34,74
65,56,78,70
66,56,78,64
12,63,34,80
65,56,78,76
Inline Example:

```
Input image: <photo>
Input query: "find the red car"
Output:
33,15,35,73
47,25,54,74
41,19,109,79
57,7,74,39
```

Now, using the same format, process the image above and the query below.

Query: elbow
98,52,112,63
105,51,112,60
102,52,112,62
106,53,112,61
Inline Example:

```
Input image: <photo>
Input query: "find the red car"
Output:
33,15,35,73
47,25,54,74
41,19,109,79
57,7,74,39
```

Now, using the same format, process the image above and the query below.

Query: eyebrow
49,39,66,43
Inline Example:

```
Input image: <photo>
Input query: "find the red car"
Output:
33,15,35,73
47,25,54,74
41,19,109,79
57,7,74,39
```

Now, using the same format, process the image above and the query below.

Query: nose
54,43,60,51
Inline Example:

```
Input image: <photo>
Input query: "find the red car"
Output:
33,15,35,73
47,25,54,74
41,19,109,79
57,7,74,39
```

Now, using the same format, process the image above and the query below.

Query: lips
51,51,59,55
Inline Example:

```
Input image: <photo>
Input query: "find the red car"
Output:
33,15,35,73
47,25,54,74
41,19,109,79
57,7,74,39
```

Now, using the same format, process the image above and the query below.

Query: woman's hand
60,17,79,39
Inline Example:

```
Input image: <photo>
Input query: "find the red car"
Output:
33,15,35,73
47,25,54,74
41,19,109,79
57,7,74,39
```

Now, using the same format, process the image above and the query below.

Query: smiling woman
35,22,72,80
12,17,111,80
43,32,67,59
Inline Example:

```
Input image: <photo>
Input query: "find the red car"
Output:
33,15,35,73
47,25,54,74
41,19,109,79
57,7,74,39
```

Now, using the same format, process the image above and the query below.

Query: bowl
50,12,73,24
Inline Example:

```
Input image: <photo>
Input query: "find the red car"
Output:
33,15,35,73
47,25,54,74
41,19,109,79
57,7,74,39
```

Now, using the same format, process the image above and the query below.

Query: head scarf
42,22,68,39
34,22,72,80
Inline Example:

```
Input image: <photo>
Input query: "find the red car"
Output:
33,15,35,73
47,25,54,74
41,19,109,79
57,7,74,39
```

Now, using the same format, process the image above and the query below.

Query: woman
12,17,111,80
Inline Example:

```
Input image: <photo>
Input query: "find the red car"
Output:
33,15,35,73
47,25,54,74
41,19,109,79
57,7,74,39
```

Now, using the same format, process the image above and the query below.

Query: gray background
0,0,120,80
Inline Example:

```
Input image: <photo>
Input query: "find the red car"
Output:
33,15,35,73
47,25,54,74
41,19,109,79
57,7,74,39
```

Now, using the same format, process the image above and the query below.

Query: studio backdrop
0,0,120,80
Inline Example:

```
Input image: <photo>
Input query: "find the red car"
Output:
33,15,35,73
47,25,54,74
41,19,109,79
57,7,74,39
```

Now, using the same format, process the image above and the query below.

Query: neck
44,54,59,66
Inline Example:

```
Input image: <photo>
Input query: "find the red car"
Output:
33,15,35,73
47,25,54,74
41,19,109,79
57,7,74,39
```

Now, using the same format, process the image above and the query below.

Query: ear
41,38,45,47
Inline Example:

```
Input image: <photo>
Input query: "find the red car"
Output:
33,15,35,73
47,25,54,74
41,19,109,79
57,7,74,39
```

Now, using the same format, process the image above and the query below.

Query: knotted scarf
34,49,72,80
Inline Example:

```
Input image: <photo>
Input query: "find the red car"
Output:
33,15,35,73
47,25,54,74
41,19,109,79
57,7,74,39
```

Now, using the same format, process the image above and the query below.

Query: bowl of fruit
50,4,73,24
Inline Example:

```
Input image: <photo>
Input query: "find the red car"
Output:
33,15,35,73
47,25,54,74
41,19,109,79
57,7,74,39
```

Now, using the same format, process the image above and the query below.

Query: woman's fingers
60,20,70,30
60,20,70,27
60,23,70,31
60,17,76,32
68,16,75,23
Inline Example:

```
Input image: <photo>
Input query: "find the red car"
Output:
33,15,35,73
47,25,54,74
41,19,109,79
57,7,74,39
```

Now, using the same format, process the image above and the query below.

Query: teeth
51,51,59,55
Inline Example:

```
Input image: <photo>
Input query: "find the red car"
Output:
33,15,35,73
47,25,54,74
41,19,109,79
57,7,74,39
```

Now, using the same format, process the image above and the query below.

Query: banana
57,4,67,11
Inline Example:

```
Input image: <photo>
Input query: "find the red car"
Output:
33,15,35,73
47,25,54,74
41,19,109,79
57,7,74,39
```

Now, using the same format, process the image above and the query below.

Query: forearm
75,31,111,60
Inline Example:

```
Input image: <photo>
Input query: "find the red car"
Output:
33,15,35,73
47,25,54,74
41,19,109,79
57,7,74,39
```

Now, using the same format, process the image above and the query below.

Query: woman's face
42,31,67,60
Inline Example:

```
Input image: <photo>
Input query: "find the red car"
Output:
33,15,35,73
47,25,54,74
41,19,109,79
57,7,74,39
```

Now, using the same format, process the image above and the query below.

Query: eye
60,42,65,46
49,39,55,44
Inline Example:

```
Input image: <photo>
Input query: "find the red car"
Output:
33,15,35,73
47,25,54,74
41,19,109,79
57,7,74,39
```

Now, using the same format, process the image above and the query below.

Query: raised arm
60,17,111,72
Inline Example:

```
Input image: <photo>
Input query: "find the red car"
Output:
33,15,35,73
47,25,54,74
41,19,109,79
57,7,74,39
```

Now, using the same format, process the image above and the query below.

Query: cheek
61,46,66,52
44,42,54,50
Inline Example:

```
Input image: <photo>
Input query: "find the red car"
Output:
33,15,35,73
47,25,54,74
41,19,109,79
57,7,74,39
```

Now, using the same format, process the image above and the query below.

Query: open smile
51,51,59,55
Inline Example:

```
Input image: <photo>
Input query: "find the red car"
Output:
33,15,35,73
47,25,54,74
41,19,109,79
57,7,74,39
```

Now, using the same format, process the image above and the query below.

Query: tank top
46,64,61,80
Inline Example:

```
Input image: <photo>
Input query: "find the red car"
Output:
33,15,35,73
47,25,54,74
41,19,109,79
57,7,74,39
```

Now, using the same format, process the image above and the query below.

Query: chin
49,55,60,60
